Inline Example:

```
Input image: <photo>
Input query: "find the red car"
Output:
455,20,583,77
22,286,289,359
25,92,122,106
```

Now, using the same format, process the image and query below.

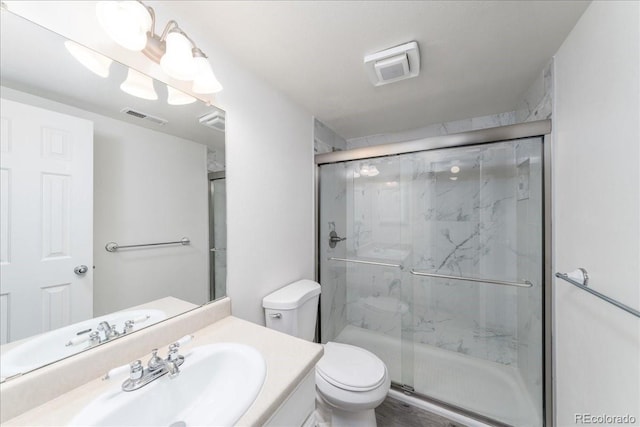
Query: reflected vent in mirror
199,109,225,132
120,108,168,125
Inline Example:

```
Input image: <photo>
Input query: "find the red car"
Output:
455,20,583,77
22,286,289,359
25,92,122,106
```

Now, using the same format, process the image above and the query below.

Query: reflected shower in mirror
0,10,226,380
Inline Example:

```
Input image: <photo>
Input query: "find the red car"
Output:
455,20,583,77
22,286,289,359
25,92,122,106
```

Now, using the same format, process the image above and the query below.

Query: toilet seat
316,342,386,392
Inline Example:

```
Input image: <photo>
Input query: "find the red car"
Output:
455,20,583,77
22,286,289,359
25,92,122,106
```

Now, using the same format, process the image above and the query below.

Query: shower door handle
329,231,347,248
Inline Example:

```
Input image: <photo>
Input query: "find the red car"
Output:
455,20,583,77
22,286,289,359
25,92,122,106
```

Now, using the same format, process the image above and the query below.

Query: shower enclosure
316,122,551,426
209,172,227,300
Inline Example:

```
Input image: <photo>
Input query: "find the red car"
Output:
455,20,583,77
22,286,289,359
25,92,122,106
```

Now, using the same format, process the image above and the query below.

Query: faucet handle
129,360,143,380
123,320,134,334
167,344,180,362
167,335,193,361
89,331,101,346
172,335,194,348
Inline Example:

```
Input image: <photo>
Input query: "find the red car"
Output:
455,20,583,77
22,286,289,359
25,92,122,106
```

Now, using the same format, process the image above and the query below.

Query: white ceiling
157,0,590,139
0,10,225,151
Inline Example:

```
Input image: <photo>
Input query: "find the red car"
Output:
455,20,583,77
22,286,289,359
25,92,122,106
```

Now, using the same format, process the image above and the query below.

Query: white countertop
3,316,323,427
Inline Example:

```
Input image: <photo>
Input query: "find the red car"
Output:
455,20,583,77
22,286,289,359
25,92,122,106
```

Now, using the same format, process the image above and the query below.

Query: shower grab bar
555,272,640,318
329,257,403,269
410,270,533,288
105,237,190,252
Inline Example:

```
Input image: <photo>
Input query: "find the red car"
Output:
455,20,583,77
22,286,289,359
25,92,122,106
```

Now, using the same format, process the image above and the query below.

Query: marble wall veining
207,148,225,172
316,64,550,424
314,119,347,155
319,139,544,410
515,60,554,123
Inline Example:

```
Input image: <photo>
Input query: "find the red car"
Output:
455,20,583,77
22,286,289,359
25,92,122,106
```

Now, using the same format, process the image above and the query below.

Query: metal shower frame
314,119,553,427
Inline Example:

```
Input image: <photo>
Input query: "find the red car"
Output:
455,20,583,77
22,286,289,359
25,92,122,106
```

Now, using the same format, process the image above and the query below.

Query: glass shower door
318,137,544,427
406,138,544,426
319,158,414,387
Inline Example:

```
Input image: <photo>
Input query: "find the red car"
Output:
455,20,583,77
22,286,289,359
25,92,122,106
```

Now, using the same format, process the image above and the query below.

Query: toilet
263,280,390,427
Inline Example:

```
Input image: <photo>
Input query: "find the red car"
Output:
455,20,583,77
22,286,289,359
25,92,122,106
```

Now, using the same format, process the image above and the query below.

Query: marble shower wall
319,162,349,341
314,118,347,154
320,139,544,372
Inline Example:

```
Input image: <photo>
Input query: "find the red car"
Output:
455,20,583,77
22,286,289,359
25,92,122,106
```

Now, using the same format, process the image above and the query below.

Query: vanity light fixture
64,40,113,78
167,85,197,105
120,67,158,100
96,1,223,94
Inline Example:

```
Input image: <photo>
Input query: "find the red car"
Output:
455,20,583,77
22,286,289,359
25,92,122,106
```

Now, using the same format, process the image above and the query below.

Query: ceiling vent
198,109,226,132
364,41,420,86
120,108,168,125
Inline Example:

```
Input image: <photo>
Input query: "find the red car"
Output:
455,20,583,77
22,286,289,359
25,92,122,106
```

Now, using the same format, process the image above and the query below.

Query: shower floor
335,325,541,427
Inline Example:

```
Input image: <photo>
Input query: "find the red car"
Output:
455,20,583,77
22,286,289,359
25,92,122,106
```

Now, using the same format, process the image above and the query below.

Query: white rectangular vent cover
364,41,420,86
199,109,226,132
120,108,168,125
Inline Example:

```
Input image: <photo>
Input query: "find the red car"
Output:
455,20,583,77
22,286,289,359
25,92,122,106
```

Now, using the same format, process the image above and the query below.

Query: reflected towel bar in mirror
410,270,533,288
105,237,190,252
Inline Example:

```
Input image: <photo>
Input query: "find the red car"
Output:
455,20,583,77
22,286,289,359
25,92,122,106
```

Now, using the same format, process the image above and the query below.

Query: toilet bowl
315,342,390,427
262,280,390,427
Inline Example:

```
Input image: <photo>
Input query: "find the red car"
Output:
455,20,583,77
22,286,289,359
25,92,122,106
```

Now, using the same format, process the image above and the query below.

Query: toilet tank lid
262,280,321,310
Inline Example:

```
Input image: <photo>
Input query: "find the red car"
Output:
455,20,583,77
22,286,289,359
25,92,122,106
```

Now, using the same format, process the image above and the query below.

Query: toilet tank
262,280,321,341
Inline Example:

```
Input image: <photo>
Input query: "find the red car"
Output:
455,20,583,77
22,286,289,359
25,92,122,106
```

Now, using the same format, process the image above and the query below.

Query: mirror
0,9,226,380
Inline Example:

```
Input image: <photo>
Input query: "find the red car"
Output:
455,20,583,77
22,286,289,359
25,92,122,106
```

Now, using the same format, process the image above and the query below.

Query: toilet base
316,395,378,427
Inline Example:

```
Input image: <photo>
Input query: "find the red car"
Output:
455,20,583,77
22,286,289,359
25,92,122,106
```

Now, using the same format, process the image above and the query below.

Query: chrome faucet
98,321,120,340
121,339,188,392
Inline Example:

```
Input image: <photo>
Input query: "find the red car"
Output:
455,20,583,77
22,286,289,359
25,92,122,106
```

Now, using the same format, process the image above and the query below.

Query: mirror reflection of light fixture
96,1,223,94
359,164,380,177
167,85,197,105
64,40,113,78
450,166,460,174
120,67,158,100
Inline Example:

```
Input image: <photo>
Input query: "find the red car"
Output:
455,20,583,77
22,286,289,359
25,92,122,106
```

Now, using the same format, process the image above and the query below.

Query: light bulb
450,166,460,174
368,166,380,177
64,40,113,78
160,31,196,81
120,68,158,100
192,56,223,94
167,86,197,105
96,1,151,51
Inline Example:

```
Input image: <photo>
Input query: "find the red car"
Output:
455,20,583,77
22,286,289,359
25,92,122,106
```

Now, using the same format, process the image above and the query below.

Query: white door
0,98,93,344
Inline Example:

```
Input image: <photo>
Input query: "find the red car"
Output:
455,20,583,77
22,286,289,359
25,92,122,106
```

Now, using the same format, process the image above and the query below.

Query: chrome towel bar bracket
556,270,640,318
105,237,190,252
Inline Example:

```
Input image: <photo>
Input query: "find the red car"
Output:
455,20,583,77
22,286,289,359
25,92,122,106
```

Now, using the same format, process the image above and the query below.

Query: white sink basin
0,309,166,379
69,343,267,427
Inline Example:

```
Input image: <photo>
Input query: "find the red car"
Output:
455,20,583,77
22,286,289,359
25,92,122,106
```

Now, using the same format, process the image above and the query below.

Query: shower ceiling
148,0,589,139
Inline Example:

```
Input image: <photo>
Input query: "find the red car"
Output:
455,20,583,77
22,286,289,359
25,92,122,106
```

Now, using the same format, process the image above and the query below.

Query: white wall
0,86,210,316
5,1,316,325
92,118,209,315
554,1,640,425
145,4,316,325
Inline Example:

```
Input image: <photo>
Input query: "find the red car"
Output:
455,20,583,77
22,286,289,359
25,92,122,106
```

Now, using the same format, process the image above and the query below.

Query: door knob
74,265,89,275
